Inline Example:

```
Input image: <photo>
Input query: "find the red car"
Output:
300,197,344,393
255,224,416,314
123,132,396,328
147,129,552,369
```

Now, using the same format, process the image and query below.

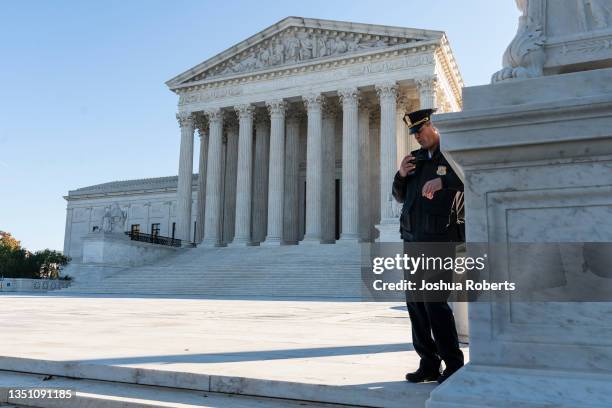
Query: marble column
396,89,411,169
416,76,438,109
302,93,324,243
375,82,400,242
63,207,74,256
195,116,209,243
223,118,239,244
202,108,224,246
175,112,195,243
263,99,286,245
231,104,254,246
339,88,360,242
283,106,302,245
144,202,151,233
298,120,307,241
369,109,381,240
252,109,270,244
358,100,371,242
321,98,338,243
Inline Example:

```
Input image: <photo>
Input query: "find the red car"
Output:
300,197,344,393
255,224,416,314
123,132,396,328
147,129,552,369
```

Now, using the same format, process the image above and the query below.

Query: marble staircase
60,243,365,298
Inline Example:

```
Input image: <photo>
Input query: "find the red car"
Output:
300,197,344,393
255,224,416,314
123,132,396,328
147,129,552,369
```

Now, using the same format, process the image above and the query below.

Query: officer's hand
399,155,416,177
422,178,443,199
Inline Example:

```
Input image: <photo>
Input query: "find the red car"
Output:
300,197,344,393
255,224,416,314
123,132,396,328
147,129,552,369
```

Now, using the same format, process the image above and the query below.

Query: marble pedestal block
427,68,612,407
81,232,180,267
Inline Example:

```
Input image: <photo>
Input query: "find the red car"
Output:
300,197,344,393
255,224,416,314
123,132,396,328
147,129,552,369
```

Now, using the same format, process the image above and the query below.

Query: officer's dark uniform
392,109,464,382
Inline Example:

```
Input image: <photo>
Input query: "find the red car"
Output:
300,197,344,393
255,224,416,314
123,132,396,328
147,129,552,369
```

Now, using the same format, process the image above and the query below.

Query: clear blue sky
0,0,518,251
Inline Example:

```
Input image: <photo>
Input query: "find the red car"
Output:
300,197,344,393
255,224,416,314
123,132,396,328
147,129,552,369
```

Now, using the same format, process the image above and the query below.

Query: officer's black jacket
392,146,464,242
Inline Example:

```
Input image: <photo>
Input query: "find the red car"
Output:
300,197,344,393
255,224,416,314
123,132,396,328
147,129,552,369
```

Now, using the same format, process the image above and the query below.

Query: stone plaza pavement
0,294,469,407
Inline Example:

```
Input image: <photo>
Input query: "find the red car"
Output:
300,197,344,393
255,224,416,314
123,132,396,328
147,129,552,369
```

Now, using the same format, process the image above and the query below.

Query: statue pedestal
427,67,612,407
81,232,181,267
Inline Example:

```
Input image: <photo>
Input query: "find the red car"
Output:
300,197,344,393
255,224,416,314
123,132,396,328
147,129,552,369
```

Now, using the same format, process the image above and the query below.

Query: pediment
166,17,443,89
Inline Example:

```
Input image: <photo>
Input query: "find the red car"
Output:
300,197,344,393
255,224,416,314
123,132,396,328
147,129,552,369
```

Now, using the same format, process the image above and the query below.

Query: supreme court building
63,17,463,259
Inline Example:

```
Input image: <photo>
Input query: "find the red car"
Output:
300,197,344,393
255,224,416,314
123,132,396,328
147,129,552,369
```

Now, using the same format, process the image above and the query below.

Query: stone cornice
65,174,199,200
435,34,464,107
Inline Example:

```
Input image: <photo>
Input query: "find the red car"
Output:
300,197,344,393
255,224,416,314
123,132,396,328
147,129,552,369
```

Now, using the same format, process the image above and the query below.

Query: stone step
63,244,367,298
0,370,359,408
0,357,432,408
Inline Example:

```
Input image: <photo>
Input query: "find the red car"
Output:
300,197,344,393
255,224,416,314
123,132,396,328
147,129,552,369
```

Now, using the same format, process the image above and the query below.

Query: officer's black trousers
405,300,464,371
403,242,464,372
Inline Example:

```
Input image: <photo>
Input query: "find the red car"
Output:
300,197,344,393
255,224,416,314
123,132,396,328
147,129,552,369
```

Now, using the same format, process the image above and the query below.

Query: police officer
392,108,464,384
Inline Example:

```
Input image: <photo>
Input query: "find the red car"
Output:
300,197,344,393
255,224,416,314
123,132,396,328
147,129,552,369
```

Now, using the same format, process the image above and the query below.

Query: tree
0,231,70,279
0,231,21,251
34,249,70,279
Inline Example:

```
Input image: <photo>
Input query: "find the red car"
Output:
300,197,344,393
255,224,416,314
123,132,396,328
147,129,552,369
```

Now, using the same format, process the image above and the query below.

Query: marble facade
64,17,463,255
166,16,463,246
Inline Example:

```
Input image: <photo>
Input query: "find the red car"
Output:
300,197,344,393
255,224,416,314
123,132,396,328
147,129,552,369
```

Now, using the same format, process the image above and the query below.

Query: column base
426,364,612,408
200,238,224,247
339,233,360,243
261,237,282,246
300,235,322,245
229,238,257,247
375,218,402,243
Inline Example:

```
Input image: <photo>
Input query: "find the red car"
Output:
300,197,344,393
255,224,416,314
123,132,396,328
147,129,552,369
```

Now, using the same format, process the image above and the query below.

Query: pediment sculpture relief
198,30,406,81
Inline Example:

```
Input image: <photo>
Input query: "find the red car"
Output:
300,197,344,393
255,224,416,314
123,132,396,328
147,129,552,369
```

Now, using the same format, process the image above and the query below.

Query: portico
167,17,463,246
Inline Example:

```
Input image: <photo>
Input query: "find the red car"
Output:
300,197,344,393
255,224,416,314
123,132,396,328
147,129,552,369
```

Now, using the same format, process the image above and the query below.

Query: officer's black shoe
405,367,440,383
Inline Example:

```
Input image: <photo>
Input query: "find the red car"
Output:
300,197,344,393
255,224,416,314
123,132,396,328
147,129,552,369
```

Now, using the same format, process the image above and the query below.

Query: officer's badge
436,165,447,176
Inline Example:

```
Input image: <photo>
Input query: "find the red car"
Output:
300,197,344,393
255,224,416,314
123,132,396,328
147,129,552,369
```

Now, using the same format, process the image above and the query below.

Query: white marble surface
0,296,468,408
430,62,612,408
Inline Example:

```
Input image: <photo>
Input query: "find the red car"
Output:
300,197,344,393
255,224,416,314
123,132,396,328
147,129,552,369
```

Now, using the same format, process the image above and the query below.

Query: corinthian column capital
176,112,194,129
266,99,287,117
338,87,360,107
205,108,223,124
302,93,323,111
235,104,254,119
194,114,208,137
375,82,398,100
415,76,438,93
